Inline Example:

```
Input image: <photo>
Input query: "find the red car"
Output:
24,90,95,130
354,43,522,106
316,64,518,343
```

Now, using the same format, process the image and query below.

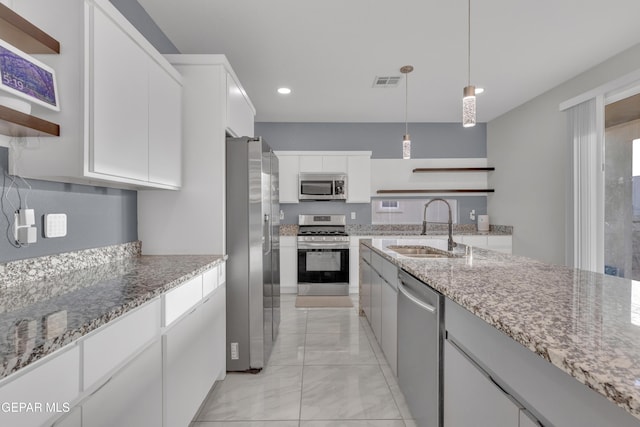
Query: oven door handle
297,241,350,250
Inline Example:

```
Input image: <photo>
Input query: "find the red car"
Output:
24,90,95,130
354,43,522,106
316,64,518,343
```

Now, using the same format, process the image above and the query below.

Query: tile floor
190,294,416,427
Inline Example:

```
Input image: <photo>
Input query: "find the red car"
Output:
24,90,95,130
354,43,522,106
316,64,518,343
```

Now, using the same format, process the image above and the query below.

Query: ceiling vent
372,76,401,88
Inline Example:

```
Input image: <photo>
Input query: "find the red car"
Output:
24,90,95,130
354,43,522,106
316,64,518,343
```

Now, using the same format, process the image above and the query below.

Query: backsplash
0,147,138,263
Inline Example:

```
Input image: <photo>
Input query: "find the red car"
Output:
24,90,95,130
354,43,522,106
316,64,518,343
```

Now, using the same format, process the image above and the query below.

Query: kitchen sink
387,245,460,258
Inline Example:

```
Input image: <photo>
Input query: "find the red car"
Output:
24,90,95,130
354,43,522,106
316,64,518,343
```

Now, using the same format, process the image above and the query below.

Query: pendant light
462,0,476,128
401,65,413,159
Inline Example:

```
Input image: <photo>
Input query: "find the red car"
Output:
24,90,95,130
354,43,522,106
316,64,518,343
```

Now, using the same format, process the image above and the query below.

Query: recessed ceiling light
277,87,291,95
475,87,485,94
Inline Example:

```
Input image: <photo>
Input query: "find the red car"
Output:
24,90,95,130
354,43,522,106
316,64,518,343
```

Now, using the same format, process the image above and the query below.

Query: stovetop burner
297,214,348,242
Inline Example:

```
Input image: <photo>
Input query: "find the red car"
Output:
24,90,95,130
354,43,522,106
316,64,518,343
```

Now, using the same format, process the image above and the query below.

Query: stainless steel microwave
298,173,347,201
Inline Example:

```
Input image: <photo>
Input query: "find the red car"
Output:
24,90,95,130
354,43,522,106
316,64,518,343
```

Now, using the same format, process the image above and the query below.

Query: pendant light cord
467,0,471,86
405,70,409,135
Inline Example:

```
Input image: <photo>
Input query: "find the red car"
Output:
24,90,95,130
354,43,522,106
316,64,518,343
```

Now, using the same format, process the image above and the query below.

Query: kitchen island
361,237,640,426
0,243,226,427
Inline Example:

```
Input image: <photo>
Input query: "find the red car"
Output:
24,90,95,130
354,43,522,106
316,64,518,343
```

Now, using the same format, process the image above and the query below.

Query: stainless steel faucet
421,198,456,251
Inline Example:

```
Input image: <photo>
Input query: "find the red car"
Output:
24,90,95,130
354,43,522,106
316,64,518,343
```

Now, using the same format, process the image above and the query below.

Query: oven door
297,243,349,295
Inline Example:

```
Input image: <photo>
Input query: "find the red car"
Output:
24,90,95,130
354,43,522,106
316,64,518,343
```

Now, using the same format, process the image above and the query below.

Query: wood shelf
0,105,60,136
377,189,494,194
0,4,60,53
413,167,495,173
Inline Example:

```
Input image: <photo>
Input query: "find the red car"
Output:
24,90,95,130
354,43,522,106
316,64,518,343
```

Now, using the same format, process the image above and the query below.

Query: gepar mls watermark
1,401,70,413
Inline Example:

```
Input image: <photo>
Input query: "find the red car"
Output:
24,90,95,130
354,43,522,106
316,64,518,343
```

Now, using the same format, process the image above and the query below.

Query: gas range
297,214,349,245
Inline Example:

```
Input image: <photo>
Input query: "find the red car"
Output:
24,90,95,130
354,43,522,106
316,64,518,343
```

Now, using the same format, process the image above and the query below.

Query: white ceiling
138,0,640,123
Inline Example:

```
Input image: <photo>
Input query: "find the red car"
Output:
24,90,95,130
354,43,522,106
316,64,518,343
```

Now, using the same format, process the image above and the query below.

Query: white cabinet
273,151,371,203
444,339,520,427
91,4,148,182
163,275,203,327
488,236,513,254
82,340,162,427
10,0,182,190
83,300,160,389
0,346,80,427
52,407,82,427
164,291,221,427
277,154,300,203
148,59,182,187
226,72,255,137
359,245,372,320
138,55,249,256
347,155,371,203
280,236,298,293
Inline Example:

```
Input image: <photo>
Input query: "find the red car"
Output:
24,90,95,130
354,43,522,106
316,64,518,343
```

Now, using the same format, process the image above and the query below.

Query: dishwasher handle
398,280,437,314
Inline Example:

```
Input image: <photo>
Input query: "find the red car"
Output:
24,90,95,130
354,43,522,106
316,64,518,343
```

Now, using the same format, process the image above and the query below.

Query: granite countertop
362,238,640,421
0,254,224,380
280,223,513,237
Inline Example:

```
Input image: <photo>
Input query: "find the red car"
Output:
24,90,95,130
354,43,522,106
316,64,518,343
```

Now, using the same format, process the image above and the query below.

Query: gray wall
0,148,137,263
109,0,179,54
256,122,487,225
488,42,640,265
256,122,486,158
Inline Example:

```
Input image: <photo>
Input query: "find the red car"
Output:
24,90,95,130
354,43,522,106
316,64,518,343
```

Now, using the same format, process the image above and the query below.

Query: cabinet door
52,407,81,427
82,340,162,427
347,155,371,203
164,298,216,427
322,155,348,172
371,271,382,343
277,154,300,203
280,245,298,292
226,73,254,137
211,285,227,381
519,410,540,427
360,258,372,321
381,278,397,375
444,340,520,427
91,6,149,181
299,155,324,172
148,61,181,187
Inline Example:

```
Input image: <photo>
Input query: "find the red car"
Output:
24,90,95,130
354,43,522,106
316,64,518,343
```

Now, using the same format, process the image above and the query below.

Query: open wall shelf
413,167,495,173
377,189,494,194
0,4,59,53
0,4,60,137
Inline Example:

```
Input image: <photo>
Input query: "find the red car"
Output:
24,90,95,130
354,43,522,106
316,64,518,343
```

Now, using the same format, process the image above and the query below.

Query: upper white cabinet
139,55,253,255
9,0,182,190
226,72,255,137
274,151,371,203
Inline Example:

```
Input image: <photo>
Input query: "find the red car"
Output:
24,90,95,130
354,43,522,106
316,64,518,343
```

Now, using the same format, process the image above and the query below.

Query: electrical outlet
469,209,476,221
231,342,239,360
13,213,37,244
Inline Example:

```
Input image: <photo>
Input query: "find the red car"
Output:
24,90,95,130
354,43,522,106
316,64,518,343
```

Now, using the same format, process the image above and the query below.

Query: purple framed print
0,38,59,112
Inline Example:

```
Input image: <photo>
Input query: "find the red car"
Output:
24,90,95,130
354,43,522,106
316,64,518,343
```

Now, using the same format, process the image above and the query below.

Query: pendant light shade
401,65,413,159
462,0,476,127
463,85,476,128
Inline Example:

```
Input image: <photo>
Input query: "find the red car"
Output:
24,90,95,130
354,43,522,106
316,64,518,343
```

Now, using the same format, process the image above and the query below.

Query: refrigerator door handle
264,213,271,255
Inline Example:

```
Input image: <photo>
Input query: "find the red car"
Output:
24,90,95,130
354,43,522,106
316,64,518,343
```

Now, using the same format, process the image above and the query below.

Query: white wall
488,42,640,265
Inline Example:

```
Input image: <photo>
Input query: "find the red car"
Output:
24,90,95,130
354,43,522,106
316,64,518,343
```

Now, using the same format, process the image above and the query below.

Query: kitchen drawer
381,258,398,288
202,266,219,296
164,275,203,326
371,251,384,274
0,345,80,427
83,300,161,390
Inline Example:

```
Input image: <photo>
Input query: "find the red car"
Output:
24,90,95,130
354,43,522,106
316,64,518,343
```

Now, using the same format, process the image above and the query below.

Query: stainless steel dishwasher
397,269,443,427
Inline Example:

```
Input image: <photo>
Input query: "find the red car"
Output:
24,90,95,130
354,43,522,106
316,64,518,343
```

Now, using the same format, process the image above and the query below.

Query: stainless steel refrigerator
226,137,280,372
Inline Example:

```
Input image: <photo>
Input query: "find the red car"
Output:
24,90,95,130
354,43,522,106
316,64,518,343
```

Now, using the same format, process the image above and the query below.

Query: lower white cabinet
519,410,540,427
52,407,81,427
280,236,298,293
360,256,372,320
82,340,162,427
163,286,225,427
0,346,80,427
444,339,520,427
